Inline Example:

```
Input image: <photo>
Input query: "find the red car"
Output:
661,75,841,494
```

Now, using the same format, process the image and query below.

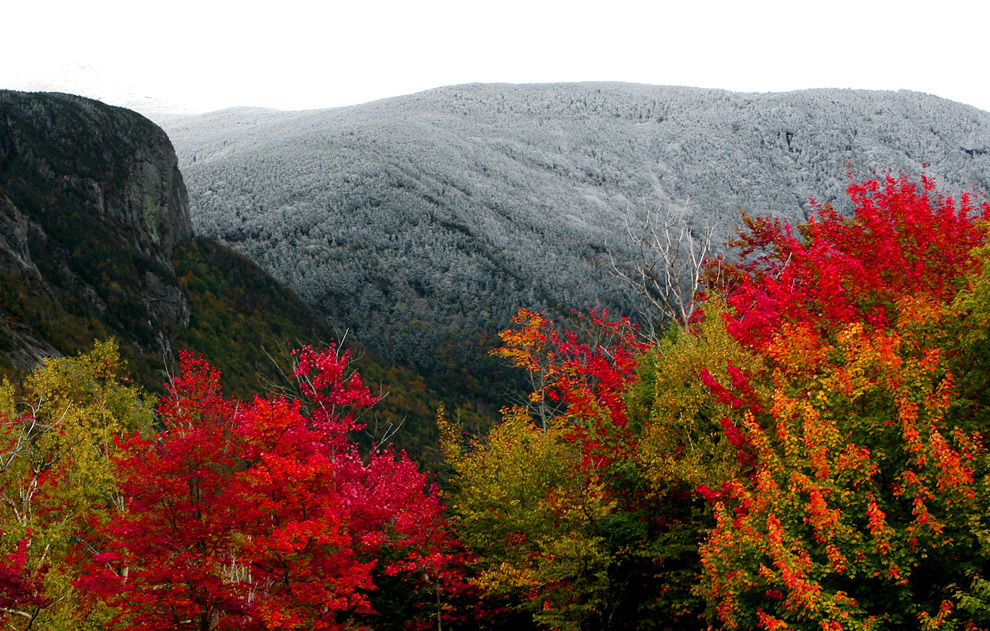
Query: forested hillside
161,83,990,379
3,172,990,629
0,90,467,467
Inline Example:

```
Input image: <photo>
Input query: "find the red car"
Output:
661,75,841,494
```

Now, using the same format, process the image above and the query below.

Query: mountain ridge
160,82,990,375
0,89,487,467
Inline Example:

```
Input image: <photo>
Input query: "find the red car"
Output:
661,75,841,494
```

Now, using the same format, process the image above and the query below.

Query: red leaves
713,174,990,351
492,308,647,466
80,347,454,630
696,175,988,628
293,344,380,419
0,531,50,620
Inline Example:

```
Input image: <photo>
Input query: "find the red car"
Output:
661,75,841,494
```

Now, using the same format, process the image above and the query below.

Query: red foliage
493,308,648,466
711,174,990,350
78,347,458,630
0,531,49,620
696,175,989,628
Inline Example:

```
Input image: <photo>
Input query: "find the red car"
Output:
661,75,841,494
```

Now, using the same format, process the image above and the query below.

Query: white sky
3,0,989,114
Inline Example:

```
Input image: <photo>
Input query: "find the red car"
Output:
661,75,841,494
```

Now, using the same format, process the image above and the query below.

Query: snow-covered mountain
159,82,990,372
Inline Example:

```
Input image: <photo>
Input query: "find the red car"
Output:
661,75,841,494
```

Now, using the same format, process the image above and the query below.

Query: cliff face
0,90,193,370
0,90,192,268
0,91,462,468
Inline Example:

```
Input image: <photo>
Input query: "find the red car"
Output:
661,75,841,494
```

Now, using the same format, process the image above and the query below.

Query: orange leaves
491,308,646,463
493,309,553,376
694,175,989,629
865,493,894,555
452,175,990,628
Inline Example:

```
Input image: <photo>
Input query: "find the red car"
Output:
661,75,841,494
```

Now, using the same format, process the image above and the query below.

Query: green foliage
442,177,990,629
170,237,332,397
637,297,763,495
443,310,701,630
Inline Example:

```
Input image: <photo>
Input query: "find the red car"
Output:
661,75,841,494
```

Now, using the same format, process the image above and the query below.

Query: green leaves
444,175,990,630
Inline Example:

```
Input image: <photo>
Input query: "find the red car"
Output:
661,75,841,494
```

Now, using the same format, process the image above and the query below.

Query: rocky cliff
0,91,192,266
0,90,194,371
0,92,459,467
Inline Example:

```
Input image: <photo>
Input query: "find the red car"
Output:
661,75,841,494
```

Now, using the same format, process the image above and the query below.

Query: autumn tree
80,345,458,630
0,340,153,629
690,175,990,629
443,309,692,629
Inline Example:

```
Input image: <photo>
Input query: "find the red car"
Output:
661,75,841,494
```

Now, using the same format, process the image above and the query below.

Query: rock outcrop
0,90,192,268
0,90,194,370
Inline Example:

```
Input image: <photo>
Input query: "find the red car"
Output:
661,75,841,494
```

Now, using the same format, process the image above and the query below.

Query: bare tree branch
609,201,717,337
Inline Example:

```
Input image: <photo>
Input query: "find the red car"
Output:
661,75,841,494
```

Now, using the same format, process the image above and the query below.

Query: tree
690,175,990,629
708,174,988,352
0,340,153,630
441,406,618,630
610,202,716,336
80,346,458,630
445,309,688,629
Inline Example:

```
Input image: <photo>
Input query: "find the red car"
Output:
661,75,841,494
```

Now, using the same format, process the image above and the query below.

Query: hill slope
162,83,990,374
0,90,465,467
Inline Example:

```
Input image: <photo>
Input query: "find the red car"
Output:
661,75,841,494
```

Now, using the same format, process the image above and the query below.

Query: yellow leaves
435,404,462,467
441,401,619,628
640,297,764,490
475,560,541,592
0,340,154,629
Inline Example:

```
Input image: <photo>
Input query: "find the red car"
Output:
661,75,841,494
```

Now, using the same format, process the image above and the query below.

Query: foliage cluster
5,174,990,631
0,342,464,629
440,175,990,630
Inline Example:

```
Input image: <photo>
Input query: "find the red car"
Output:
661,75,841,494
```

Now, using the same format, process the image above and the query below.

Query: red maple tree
79,346,458,630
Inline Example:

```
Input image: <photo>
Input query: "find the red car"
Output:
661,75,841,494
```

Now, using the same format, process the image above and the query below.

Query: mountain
0,90,193,374
0,90,470,467
160,82,990,377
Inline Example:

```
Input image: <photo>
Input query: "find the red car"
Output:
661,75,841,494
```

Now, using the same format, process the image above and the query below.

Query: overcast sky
4,0,989,114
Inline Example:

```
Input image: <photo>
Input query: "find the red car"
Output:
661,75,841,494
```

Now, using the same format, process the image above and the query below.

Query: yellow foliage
0,340,153,629
440,405,617,630
639,296,765,491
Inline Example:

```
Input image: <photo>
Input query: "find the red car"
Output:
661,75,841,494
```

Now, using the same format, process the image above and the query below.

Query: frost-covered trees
162,84,990,378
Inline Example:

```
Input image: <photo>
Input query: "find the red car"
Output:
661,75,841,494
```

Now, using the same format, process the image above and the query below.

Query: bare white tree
610,201,717,337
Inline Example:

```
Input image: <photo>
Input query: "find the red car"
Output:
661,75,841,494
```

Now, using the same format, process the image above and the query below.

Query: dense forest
160,84,990,385
1,174,989,630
